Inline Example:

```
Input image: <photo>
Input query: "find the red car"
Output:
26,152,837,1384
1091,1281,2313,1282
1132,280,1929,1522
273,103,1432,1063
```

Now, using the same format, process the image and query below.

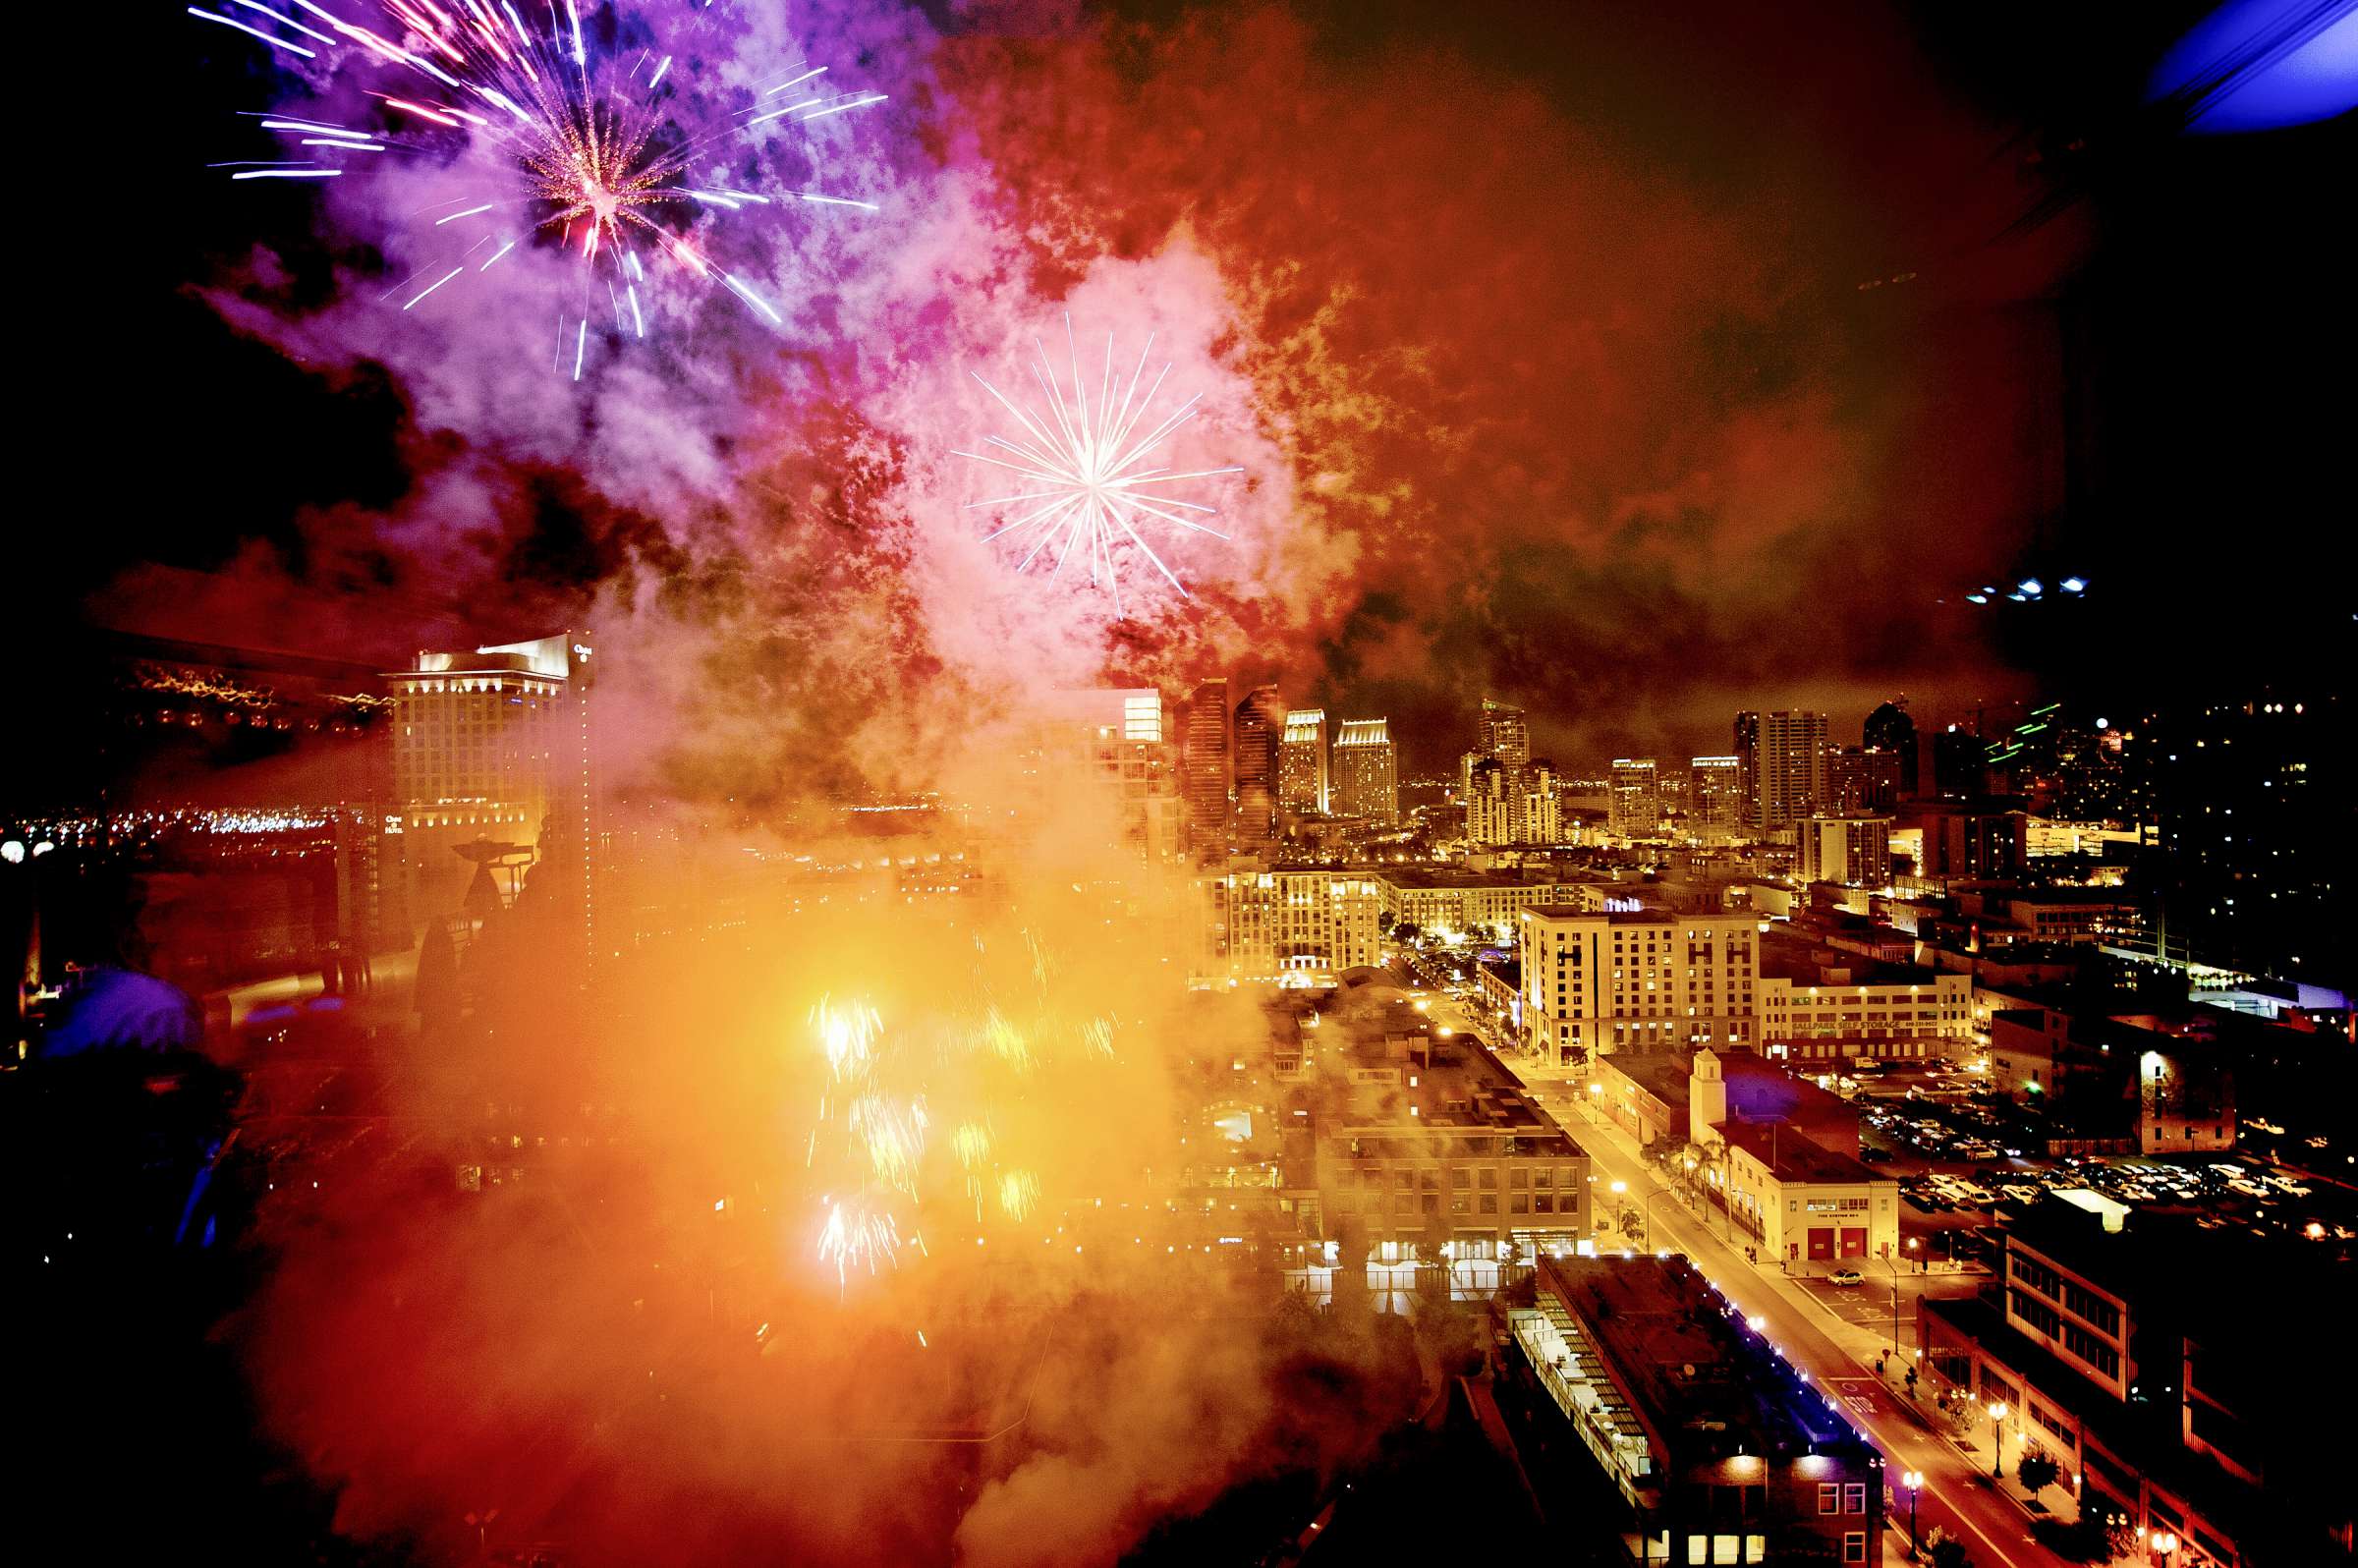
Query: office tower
1755,710,1827,831
1479,697,1530,768
1864,698,1919,797
1331,718,1398,821
389,632,595,968
1930,724,1993,799
1181,677,1231,854
1039,688,1179,863
1231,684,1284,848
1796,815,1893,887
1733,711,1760,832
1825,746,1902,814
1522,757,1560,843
1465,756,1516,843
1608,757,1662,838
1278,708,1329,813
1690,756,1743,843
2132,692,2348,981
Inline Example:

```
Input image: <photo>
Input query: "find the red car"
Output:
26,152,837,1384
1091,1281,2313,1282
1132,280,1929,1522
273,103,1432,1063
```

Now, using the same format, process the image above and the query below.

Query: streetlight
1644,1187,1678,1252
1899,1470,1923,1559
1988,1401,2008,1477
2152,1532,2179,1566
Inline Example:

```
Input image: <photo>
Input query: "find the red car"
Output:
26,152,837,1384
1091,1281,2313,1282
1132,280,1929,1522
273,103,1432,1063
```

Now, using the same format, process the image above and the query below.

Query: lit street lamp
1988,1401,2009,1477
2151,1531,2179,1565
1899,1470,1923,1559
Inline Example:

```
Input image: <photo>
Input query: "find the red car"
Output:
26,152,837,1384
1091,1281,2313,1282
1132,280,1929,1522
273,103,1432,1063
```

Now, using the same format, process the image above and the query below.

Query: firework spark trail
848,1092,927,1194
816,1195,901,1285
810,994,881,1082
194,1,888,371
957,315,1245,611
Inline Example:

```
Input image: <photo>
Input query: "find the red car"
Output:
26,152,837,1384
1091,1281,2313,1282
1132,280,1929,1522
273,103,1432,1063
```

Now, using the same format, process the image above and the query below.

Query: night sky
44,0,2354,786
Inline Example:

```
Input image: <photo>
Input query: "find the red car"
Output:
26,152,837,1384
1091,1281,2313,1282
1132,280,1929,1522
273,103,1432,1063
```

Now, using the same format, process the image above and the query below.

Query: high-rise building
1277,708,1329,813
1608,757,1662,838
2130,692,2349,981
1522,757,1560,844
1182,678,1231,854
1690,756,1743,844
1755,710,1827,831
1037,688,1180,863
1479,697,1530,768
1231,684,1284,848
1796,815,1893,888
1331,718,1398,822
1864,698,1919,797
1464,756,1516,844
1825,746,1903,814
1517,907,1760,1065
389,633,595,969
1732,711,1761,832
1929,724,1993,799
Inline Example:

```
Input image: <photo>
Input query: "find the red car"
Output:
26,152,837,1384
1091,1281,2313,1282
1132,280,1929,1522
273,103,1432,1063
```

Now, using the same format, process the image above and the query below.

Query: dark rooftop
1759,929,1943,989
1540,1256,1876,1462
1719,1120,1881,1185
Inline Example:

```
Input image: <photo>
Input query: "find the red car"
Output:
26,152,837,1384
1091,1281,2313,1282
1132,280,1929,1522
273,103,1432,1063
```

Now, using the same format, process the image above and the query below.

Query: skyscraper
1864,698,1920,798
1733,711,1761,832
1755,710,1827,831
1523,757,1560,843
1331,718,1398,822
1479,697,1530,768
1231,684,1285,848
1608,757,1662,838
1465,756,1516,843
1277,708,1329,813
389,632,595,970
1690,756,1743,843
1039,688,1179,863
1182,678,1231,855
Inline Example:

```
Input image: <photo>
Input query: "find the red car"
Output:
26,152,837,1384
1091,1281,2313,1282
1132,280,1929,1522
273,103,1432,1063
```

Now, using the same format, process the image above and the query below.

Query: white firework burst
957,317,1243,612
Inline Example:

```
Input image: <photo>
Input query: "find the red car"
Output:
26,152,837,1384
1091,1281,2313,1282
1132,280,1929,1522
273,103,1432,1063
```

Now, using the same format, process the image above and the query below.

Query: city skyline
17,2,2354,1566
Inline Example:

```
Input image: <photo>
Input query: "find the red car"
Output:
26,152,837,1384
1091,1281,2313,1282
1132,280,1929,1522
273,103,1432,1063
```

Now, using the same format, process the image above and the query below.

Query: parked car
1828,1268,1866,1287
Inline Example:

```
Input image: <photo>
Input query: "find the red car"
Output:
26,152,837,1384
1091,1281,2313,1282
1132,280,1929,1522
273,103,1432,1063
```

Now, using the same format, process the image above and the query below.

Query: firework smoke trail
192,0,887,370
957,314,1245,612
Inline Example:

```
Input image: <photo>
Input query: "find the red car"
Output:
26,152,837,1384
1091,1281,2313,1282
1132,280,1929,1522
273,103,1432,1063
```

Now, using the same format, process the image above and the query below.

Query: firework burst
191,1,887,374
958,316,1244,611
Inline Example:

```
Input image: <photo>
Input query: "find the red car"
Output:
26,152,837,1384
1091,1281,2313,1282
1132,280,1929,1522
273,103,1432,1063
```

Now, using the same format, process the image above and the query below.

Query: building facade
1182,677,1231,854
1278,707,1329,813
1206,868,1384,980
1796,815,1893,888
1756,710,1828,831
1609,757,1663,839
1331,718,1399,822
389,633,594,968
1517,907,1761,1065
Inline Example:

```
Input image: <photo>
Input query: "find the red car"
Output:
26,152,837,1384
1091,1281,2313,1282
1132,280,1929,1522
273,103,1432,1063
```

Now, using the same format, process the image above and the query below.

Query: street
1524,1063,2071,1568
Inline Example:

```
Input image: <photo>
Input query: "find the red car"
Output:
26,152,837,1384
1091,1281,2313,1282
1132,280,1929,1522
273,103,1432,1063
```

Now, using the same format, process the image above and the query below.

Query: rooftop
1539,1256,1877,1463
1759,929,1945,989
1379,866,1604,890
1718,1120,1881,1185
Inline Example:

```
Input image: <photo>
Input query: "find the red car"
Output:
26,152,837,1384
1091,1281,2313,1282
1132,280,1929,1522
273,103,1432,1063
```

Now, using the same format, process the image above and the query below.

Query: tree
2015,1451,2060,1495
1923,1527,1973,1568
